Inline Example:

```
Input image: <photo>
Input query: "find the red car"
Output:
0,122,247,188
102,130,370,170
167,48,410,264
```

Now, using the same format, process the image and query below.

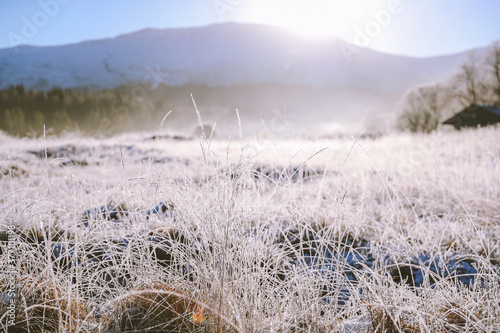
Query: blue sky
1,0,499,57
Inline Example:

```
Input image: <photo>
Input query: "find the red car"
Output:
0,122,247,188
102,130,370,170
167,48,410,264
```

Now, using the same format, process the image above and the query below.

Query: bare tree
452,51,488,106
485,41,500,107
396,84,448,133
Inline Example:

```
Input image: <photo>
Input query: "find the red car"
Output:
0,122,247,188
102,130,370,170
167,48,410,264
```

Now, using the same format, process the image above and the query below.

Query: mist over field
0,22,491,137
1,2,500,332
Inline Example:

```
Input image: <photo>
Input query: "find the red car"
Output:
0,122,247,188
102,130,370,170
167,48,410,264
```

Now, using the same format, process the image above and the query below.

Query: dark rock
145,202,175,219
60,159,89,167
80,204,127,227
1,165,28,177
148,134,189,141
40,242,76,271
29,144,78,159
253,166,322,182
389,254,480,288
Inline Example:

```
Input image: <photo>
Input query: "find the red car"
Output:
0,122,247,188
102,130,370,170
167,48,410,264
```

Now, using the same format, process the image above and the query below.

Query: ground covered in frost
0,127,499,332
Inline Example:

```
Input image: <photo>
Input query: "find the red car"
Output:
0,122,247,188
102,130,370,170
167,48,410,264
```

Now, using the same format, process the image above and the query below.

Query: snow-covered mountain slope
0,23,475,91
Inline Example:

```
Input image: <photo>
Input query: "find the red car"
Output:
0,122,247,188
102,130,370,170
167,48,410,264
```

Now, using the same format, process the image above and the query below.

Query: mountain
0,23,482,134
0,23,474,91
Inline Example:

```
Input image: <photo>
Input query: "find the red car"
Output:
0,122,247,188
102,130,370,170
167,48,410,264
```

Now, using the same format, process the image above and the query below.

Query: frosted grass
0,126,499,332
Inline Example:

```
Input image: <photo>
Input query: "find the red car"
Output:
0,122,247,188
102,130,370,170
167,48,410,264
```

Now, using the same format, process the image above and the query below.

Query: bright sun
243,0,389,39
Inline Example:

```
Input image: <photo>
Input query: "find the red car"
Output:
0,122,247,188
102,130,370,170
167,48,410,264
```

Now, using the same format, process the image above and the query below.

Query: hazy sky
1,0,499,57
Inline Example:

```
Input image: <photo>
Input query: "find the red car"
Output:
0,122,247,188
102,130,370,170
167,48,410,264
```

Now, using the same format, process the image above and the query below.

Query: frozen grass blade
0,124,499,332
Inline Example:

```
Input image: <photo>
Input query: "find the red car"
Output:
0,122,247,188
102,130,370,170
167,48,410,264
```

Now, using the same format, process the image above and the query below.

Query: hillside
0,22,485,135
0,23,475,91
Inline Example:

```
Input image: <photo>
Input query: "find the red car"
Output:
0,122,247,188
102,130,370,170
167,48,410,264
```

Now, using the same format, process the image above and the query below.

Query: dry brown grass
0,274,87,332
368,305,421,333
112,281,207,332
437,300,484,333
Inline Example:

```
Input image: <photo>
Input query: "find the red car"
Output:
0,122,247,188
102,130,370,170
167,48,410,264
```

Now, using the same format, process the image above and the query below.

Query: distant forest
0,84,173,136
0,83,248,137
0,82,393,137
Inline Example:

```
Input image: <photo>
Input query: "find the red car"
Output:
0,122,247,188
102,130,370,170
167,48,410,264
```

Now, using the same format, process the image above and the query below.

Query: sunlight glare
243,0,389,39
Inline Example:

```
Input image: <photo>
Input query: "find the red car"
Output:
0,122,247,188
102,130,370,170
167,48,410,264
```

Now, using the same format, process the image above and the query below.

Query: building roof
479,105,500,116
442,104,500,125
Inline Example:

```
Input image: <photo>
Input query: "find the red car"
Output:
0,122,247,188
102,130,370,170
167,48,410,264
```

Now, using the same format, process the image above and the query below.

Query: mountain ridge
0,22,476,92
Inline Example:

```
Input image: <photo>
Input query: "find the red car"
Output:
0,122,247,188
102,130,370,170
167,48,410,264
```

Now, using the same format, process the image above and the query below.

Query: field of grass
0,124,499,332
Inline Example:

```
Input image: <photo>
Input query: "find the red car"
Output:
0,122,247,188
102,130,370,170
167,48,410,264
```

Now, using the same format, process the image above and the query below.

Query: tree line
0,85,175,136
0,82,310,137
396,41,500,133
